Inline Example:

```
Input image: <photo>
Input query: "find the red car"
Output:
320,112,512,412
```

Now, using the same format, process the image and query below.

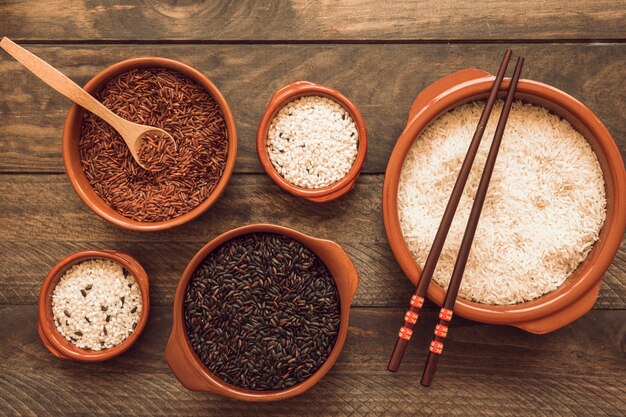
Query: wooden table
1,1,624,416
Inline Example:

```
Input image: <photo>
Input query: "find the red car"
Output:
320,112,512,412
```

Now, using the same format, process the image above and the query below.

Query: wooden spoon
0,37,176,171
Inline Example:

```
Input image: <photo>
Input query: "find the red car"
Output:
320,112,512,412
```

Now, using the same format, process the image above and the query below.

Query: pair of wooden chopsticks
387,49,525,386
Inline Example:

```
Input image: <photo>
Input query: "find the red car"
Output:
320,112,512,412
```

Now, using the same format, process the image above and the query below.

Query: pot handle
269,81,320,108
308,238,359,302
407,69,492,124
165,328,218,393
513,282,601,334
346,253,359,301
340,248,359,302
38,322,69,360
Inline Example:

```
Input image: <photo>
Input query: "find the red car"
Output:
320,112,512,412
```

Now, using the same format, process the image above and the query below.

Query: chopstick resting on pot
421,56,525,387
387,49,513,373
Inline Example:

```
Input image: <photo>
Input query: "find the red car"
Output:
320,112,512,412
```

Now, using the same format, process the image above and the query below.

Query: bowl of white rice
257,81,367,202
38,250,150,361
383,69,626,333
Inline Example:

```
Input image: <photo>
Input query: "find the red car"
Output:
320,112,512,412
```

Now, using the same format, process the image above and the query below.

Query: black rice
183,233,341,391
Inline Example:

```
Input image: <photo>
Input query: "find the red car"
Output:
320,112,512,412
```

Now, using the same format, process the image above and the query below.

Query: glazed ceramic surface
257,81,367,203
38,250,150,361
383,69,626,333
62,57,237,231
166,224,359,401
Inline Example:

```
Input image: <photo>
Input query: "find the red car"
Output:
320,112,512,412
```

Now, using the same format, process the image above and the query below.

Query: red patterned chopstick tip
434,324,449,338
430,340,444,355
398,326,413,340
438,308,453,321
410,295,425,308
404,310,419,324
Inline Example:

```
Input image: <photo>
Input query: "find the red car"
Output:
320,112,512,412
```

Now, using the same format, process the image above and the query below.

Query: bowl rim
168,223,355,401
383,74,626,325
38,250,150,361
256,81,367,202
62,56,238,231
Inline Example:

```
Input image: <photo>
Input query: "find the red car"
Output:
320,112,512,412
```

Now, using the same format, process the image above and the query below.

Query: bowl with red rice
62,57,237,231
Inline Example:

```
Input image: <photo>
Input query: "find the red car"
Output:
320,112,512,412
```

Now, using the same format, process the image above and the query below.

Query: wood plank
0,174,624,309
1,0,625,41
0,306,624,416
1,43,625,173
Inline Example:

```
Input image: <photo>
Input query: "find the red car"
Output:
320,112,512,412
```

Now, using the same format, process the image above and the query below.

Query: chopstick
387,49,513,373
420,55,525,387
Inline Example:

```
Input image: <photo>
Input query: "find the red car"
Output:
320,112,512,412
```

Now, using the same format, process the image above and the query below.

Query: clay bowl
166,224,359,401
257,81,367,203
383,69,626,333
38,250,150,361
62,57,237,231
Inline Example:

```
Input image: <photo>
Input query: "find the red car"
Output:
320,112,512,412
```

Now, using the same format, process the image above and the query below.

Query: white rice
267,96,358,189
398,101,606,305
51,259,143,350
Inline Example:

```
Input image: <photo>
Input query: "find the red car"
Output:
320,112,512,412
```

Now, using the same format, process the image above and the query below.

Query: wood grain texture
1,43,625,173
0,306,624,417
0,174,624,309
1,0,625,41
0,37,170,171
1,2,625,413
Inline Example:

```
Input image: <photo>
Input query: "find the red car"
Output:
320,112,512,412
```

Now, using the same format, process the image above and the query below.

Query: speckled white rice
267,95,358,189
51,259,142,350
398,101,606,305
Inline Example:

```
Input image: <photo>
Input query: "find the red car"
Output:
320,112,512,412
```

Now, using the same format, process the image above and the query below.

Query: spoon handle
0,37,126,131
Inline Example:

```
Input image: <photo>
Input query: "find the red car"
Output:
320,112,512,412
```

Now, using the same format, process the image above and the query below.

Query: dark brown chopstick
387,49,513,373
420,56,525,387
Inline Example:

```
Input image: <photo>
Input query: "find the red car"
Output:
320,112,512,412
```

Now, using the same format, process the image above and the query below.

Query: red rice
79,68,229,222
137,131,178,172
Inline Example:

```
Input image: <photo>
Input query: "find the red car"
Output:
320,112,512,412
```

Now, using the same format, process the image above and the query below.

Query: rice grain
398,101,606,305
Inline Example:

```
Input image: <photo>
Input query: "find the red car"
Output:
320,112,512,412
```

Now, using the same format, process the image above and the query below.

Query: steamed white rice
398,101,606,305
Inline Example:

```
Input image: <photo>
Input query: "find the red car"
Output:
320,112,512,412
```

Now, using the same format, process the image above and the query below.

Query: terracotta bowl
38,250,150,361
62,57,237,231
166,224,359,401
383,69,626,333
257,81,367,203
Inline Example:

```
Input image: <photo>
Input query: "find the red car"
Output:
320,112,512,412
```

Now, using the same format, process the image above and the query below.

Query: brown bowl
383,69,626,333
165,224,359,401
257,81,367,203
62,57,237,231
38,250,150,361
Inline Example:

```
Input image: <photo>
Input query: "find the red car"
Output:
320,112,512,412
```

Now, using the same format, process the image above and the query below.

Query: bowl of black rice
166,224,359,401
62,57,237,231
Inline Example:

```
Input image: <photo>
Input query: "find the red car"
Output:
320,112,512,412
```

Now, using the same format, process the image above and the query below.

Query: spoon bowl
131,127,178,172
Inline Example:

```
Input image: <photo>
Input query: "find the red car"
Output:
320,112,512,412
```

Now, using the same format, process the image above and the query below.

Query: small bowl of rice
257,81,367,202
384,69,626,333
62,57,237,231
38,250,150,361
